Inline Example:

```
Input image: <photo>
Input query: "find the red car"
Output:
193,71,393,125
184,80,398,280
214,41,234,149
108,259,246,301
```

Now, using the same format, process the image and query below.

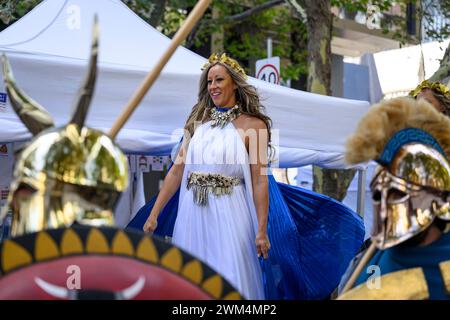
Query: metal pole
356,168,366,217
267,37,272,58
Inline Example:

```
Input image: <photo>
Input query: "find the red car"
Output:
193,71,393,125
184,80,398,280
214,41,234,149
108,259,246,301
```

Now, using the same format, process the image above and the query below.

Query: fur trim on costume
345,97,450,165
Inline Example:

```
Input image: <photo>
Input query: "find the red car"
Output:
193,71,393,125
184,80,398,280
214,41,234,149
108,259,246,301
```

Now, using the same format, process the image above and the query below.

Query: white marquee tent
0,0,371,226
373,39,450,98
0,0,370,167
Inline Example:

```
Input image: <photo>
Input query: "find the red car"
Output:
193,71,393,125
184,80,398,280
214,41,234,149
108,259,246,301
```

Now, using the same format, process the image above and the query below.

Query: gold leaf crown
202,53,247,80
409,79,450,99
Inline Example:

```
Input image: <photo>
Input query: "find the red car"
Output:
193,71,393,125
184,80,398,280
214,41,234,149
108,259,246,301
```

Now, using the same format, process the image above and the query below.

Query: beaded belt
187,172,242,206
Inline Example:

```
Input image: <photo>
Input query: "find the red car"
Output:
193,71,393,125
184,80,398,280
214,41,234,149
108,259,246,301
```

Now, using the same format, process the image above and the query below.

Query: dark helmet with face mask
346,97,450,250
0,18,129,237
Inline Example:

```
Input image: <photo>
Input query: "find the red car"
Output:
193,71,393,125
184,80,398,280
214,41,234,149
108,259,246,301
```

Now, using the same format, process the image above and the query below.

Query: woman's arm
248,118,270,259
143,145,186,233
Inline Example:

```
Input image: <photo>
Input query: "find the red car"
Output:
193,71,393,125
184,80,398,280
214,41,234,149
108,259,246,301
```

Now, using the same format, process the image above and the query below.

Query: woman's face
416,88,445,114
207,64,237,108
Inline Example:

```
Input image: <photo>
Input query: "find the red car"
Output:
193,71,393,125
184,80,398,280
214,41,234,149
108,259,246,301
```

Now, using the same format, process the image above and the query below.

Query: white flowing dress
172,121,265,300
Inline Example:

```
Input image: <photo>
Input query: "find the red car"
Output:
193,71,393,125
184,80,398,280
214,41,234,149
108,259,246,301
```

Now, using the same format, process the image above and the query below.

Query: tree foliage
150,0,310,83
419,0,449,42
0,0,41,25
1,0,448,83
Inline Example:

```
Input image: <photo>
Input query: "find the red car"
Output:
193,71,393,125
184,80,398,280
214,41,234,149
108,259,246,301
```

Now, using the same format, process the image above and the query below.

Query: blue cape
128,173,365,299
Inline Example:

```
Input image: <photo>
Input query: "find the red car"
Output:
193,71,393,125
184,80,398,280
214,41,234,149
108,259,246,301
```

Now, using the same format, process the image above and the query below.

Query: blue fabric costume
127,166,365,300
353,232,450,300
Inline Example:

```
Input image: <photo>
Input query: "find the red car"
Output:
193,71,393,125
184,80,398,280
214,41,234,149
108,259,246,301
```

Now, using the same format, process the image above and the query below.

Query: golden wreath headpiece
202,53,248,80
409,79,450,99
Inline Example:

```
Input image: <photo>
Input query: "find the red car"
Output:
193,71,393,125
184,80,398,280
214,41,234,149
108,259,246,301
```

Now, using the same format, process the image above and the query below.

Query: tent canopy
373,39,450,97
0,0,370,168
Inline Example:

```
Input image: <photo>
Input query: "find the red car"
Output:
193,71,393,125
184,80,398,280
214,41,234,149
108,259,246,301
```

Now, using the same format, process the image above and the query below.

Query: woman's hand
255,231,270,259
143,213,158,234
141,148,185,235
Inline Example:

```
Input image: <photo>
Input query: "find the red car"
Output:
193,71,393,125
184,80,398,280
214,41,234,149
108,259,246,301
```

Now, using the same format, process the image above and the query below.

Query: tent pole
109,0,211,139
356,168,366,217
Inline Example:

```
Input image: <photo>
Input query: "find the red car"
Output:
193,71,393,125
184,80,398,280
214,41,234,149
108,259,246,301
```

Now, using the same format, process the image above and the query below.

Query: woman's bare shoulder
236,114,267,130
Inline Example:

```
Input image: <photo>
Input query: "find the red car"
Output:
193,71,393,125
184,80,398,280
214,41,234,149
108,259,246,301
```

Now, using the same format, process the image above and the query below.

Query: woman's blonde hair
183,61,273,149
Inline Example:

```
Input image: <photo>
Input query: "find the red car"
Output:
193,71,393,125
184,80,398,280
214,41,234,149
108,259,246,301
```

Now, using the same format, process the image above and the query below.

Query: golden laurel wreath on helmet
409,79,450,99
201,53,248,80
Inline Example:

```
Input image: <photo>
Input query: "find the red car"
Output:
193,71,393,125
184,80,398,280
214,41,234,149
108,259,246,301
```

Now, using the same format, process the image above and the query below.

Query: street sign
255,56,280,85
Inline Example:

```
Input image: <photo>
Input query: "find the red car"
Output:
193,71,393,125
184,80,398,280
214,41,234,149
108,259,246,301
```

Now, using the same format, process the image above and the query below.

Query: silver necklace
210,105,241,129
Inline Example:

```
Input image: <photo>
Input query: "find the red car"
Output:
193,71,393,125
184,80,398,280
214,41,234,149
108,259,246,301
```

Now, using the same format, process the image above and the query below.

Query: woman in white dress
143,53,271,300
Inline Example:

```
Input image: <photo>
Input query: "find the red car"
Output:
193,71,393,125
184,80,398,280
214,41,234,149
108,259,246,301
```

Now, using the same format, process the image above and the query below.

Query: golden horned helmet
346,97,450,249
1,17,129,237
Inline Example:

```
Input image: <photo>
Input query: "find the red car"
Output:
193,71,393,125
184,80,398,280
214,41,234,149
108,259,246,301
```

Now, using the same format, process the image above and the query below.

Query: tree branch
221,0,284,23
429,42,450,83
285,0,307,23
186,0,285,48
186,17,203,48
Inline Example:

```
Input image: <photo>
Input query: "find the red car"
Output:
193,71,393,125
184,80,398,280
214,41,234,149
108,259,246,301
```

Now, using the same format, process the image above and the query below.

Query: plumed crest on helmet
345,97,450,165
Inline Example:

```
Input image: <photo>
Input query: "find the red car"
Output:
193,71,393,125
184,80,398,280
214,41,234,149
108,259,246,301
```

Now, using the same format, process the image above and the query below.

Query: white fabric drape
172,122,264,299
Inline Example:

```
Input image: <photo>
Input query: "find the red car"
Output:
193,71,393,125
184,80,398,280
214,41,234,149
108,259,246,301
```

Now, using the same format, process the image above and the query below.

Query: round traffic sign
256,64,280,84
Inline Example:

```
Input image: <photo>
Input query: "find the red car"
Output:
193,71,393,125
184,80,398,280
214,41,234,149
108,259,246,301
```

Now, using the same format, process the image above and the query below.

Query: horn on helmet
1,55,55,135
69,15,99,128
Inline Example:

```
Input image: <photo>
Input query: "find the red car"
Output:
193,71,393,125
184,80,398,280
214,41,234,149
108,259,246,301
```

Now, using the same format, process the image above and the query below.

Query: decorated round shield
0,226,242,300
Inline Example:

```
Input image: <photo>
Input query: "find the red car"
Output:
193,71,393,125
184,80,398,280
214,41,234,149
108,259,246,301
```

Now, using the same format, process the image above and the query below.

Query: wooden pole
339,242,377,295
109,0,211,139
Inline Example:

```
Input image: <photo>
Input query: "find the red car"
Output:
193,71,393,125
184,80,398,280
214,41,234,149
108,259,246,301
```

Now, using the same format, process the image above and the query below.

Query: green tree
296,0,399,200
0,0,42,30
